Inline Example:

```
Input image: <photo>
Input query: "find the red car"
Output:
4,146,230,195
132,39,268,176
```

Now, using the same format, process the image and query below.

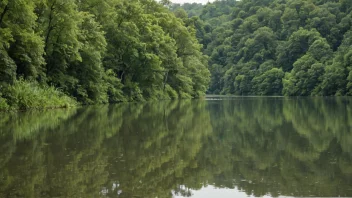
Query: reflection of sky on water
173,185,292,198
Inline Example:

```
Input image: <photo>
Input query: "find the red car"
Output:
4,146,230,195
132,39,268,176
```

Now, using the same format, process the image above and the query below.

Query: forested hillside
2,0,352,111
0,0,210,110
175,0,352,96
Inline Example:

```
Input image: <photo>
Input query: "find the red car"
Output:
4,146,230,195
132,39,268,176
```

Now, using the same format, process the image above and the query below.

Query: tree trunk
44,2,56,53
0,4,9,27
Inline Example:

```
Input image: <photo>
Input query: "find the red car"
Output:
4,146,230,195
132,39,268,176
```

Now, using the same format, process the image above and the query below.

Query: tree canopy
2,0,352,110
175,0,352,96
0,0,210,110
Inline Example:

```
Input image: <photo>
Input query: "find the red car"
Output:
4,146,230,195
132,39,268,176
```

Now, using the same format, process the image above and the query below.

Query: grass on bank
0,79,77,111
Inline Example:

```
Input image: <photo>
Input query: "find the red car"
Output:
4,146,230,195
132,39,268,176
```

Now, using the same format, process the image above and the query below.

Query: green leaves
2,79,76,110
253,68,284,95
0,0,45,80
283,54,322,96
189,0,352,96
0,0,210,109
0,48,16,84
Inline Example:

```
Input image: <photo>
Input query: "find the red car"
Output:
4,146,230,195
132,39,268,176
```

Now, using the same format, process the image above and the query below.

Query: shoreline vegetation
0,0,210,111
2,0,352,111
0,79,77,111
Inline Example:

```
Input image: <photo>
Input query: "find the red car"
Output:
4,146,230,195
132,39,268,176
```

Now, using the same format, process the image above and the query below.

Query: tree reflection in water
0,98,352,197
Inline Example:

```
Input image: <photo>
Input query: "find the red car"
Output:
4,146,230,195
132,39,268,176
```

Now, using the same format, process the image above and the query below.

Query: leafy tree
252,67,284,95
180,0,352,96
0,0,210,110
283,54,323,96
0,0,44,80
319,30,352,95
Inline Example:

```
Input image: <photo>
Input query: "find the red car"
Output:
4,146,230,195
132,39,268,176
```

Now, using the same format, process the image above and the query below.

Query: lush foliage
0,0,210,110
176,0,352,96
3,79,76,110
170,2,204,17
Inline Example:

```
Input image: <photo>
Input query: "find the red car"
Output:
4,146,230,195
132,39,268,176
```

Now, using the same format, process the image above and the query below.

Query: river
1,97,352,197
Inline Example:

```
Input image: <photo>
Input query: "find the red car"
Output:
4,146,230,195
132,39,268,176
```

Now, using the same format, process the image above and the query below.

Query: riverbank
0,79,201,111
0,80,77,111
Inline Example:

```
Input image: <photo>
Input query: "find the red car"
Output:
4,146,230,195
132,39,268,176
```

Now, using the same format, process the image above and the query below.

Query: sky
171,0,215,4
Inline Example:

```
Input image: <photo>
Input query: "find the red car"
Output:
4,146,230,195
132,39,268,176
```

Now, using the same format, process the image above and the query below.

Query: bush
2,79,77,110
0,96,9,110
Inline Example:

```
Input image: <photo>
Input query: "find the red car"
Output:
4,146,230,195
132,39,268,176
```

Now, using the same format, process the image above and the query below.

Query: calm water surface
1,97,352,197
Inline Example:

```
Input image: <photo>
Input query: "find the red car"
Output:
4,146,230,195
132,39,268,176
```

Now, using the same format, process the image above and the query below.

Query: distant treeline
0,0,210,110
173,0,352,96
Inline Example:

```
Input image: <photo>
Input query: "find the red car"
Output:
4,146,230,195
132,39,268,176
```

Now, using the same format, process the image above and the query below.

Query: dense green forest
2,0,352,110
0,0,210,110
175,0,352,96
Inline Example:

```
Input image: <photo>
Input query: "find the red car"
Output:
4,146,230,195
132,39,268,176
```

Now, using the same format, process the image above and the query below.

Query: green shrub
104,69,126,103
2,79,77,110
165,85,178,99
0,96,9,110
178,91,192,99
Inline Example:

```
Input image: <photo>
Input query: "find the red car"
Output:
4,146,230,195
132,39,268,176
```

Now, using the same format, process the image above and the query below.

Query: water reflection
0,98,352,197
206,97,352,197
